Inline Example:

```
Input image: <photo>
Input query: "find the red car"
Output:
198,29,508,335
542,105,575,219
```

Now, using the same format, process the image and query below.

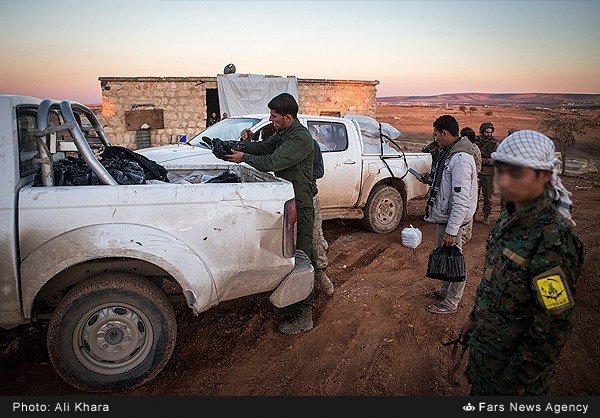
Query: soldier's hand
240,129,253,141
225,150,244,164
459,318,475,344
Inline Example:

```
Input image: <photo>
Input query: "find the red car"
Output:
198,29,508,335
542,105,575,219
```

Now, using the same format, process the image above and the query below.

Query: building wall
298,79,378,117
98,76,378,149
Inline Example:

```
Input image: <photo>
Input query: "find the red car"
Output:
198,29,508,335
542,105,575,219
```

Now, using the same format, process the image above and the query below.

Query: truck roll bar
34,99,118,186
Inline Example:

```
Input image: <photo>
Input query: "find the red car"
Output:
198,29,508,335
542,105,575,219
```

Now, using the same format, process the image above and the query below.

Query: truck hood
135,144,223,167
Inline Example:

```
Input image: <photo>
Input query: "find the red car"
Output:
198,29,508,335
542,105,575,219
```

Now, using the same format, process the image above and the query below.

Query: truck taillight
283,198,297,258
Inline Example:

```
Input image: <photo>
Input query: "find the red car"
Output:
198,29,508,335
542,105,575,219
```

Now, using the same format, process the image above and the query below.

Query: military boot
278,308,313,335
315,268,334,297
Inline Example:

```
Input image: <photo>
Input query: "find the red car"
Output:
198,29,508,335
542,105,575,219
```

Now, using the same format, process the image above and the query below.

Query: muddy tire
361,185,404,234
47,273,176,392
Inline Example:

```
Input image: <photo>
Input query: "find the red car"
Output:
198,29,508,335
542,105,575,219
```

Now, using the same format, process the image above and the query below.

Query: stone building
98,76,378,149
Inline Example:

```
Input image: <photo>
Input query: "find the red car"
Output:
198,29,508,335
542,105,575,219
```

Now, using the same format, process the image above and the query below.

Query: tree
484,110,493,116
459,105,467,113
469,106,478,113
539,110,596,174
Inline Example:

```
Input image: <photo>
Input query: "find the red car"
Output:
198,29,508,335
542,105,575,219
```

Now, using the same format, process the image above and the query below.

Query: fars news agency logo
463,403,476,412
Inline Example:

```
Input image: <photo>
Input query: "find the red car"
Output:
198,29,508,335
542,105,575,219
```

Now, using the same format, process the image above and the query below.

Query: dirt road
1,172,598,396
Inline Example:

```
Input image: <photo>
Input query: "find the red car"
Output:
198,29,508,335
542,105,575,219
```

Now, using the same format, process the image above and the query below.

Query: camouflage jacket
475,135,498,176
467,190,584,393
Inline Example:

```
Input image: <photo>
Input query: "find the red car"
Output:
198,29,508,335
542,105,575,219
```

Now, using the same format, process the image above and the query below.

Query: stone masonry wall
298,79,378,117
98,77,378,149
100,77,215,149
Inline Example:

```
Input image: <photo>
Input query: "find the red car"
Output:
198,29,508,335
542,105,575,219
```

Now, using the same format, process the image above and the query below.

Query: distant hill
377,93,600,108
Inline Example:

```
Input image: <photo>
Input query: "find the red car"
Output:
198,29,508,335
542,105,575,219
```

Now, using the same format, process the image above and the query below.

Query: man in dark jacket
226,93,315,334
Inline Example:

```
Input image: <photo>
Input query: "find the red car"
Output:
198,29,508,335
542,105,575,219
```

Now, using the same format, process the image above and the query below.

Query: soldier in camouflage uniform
475,122,498,224
311,140,334,296
422,135,440,167
460,127,482,242
460,130,584,395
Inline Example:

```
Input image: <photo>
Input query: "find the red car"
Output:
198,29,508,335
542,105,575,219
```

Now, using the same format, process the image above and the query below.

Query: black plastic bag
91,158,146,185
210,138,245,161
426,245,467,282
33,146,166,186
205,171,242,183
63,158,93,185
33,158,91,186
101,146,169,182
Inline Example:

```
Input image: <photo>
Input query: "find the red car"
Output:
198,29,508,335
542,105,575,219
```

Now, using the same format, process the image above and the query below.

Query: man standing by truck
312,140,334,297
226,93,316,334
423,115,478,314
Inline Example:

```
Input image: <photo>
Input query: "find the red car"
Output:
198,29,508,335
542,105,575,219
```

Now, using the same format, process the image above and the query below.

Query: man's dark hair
433,115,459,137
268,93,299,119
460,126,477,143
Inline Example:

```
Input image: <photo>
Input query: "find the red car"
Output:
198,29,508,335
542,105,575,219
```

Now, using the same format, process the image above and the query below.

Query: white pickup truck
139,114,432,234
0,95,313,392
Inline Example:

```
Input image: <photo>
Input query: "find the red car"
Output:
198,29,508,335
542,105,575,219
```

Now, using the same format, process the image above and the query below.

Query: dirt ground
1,106,599,396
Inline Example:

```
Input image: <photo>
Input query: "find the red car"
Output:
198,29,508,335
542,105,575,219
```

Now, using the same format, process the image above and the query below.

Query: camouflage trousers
461,218,474,243
466,348,553,395
312,194,329,270
478,175,494,217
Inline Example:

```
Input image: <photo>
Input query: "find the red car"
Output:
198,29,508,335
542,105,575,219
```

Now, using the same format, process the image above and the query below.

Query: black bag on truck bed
33,147,169,186
101,146,169,182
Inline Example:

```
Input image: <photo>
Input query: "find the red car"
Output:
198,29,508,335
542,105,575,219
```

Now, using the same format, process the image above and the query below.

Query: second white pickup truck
139,114,432,234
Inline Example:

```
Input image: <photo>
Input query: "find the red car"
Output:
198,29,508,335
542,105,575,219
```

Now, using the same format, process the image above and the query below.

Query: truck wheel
47,273,176,392
361,185,404,234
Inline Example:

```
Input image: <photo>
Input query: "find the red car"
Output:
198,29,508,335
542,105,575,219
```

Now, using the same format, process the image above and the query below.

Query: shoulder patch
532,267,574,314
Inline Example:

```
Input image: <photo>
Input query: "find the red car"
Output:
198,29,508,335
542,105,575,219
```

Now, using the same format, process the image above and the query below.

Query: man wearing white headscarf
458,130,584,395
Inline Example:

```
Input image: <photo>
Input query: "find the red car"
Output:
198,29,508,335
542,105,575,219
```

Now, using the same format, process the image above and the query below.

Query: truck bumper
269,250,314,308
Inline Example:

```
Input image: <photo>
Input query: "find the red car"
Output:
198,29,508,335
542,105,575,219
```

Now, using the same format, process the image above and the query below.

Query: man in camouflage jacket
460,130,584,395
475,122,498,224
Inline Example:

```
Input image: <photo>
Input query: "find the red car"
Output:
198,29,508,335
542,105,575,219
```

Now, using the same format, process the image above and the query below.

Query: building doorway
206,89,220,128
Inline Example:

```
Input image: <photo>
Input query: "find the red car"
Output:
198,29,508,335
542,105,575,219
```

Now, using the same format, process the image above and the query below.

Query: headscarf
491,130,574,225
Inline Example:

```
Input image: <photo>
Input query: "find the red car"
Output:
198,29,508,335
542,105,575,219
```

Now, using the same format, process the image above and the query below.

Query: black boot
278,308,313,335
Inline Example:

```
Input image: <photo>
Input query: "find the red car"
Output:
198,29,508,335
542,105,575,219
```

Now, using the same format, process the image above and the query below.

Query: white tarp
217,74,299,117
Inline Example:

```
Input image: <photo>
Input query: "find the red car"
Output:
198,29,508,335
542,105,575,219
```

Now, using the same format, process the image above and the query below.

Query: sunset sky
1,0,599,104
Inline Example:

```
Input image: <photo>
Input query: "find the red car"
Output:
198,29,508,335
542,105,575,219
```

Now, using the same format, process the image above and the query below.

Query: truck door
306,119,361,209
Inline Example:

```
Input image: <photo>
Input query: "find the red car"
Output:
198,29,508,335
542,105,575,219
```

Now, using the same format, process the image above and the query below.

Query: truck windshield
188,117,261,147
